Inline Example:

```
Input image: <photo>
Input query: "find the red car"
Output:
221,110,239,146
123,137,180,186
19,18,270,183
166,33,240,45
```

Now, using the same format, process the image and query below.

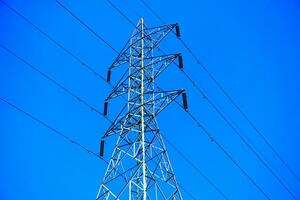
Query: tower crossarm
103,89,184,139
108,23,178,70
106,53,181,101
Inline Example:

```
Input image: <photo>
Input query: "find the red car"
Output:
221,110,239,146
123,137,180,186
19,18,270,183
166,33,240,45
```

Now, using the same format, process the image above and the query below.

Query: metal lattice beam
97,19,185,200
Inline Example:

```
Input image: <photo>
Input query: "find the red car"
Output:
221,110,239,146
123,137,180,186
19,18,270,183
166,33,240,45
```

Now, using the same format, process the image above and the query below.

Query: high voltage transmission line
0,42,196,199
0,4,197,200
0,9,199,198
55,1,273,198
53,1,297,199
0,0,282,199
1,0,297,199
161,135,230,200
0,97,106,162
86,0,297,199
0,0,109,83
180,72,298,199
0,42,200,200
0,1,228,199
133,2,299,198
0,44,112,123
0,1,223,199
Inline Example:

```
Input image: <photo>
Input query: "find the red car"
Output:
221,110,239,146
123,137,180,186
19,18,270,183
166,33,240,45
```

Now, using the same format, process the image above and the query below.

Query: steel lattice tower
97,18,187,200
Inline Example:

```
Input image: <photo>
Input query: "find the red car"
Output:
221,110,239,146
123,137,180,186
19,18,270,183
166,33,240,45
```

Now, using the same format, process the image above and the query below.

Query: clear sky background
1,0,300,199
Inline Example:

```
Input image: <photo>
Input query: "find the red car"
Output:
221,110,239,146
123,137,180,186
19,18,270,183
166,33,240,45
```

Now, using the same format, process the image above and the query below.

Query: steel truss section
97,18,185,200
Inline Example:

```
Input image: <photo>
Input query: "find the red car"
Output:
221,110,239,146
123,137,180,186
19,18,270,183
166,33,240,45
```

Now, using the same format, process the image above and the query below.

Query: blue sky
0,0,300,199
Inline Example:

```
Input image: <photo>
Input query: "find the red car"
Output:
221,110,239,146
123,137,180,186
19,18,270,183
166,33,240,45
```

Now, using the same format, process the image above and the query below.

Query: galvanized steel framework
97,19,186,200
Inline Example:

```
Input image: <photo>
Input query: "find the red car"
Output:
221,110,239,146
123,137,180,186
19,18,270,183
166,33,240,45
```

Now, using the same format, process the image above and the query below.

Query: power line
54,3,232,199
136,2,297,196
1,0,286,198
162,135,230,200
156,49,295,199
53,2,223,198
139,0,166,24
122,1,298,198
154,46,293,198
0,48,198,199
175,102,272,200
2,3,199,199
53,2,274,199
0,44,113,124
0,96,155,196
103,0,136,27
0,0,107,83
55,0,119,54
0,96,106,162
180,71,298,199
2,89,199,200
0,30,199,200
1,91,266,200
95,1,292,198
137,0,300,184
0,97,198,200
0,3,198,197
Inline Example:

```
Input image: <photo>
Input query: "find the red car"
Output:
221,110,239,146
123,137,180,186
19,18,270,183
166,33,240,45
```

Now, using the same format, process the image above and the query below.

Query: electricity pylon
97,18,187,200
